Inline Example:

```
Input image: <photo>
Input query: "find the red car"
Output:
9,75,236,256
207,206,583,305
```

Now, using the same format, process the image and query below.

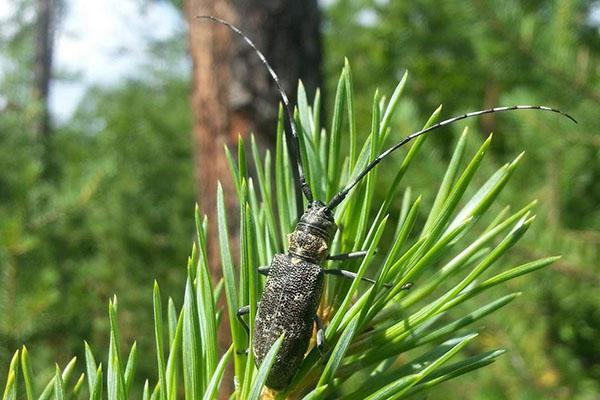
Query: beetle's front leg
325,250,382,285
323,268,390,288
326,250,368,261
323,268,413,290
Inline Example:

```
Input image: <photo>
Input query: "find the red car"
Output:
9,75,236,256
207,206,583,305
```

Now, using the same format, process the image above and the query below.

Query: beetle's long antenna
197,15,314,211
326,105,576,210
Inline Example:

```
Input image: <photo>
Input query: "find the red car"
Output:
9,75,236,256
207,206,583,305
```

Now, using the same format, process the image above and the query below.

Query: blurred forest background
0,0,598,399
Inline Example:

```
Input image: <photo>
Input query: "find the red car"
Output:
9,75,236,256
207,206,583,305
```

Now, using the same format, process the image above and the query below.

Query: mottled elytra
198,15,576,391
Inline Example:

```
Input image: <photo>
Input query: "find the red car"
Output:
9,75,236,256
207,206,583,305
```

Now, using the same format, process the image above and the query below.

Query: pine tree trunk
33,0,55,139
185,0,322,396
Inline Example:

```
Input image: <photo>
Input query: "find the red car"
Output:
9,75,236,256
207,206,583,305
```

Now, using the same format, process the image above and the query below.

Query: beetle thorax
288,201,337,263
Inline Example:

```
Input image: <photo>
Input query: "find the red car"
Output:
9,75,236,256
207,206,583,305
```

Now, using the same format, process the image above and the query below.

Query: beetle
198,16,576,391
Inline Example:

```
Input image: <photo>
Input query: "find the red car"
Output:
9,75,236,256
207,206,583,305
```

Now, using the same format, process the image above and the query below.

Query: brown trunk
185,0,322,396
33,0,55,139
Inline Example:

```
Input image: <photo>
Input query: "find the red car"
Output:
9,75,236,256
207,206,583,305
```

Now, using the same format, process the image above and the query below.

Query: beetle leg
237,305,251,335
236,304,263,356
314,315,325,355
323,268,399,289
237,302,263,336
327,250,368,261
257,266,270,276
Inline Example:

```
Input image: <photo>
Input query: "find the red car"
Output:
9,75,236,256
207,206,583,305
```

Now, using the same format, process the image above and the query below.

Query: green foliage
0,77,195,386
1,65,567,398
326,1,599,397
0,0,197,388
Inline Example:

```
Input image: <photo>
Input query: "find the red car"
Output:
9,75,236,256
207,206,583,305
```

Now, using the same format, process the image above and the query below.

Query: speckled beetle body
254,254,323,389
253,202,335,389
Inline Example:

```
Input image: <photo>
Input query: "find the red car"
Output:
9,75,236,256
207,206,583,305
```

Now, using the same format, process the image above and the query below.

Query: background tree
185,1,322,395
33,0,56,141
185,0,322,264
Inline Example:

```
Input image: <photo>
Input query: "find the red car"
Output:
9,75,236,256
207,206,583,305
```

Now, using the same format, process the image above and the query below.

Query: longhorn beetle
198,16,576,391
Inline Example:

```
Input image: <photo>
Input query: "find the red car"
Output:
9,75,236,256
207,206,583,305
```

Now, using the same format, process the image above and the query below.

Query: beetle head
296,201,337,242
288,202,337,263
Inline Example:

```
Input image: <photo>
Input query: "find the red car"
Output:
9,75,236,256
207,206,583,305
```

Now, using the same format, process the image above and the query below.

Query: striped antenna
327,105,576,210
197,15,314,211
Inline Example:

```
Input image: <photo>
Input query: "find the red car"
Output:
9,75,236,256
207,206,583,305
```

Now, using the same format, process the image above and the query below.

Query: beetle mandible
198,16,576,391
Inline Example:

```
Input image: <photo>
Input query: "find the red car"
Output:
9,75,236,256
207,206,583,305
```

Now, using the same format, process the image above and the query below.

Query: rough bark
185,0,322,396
